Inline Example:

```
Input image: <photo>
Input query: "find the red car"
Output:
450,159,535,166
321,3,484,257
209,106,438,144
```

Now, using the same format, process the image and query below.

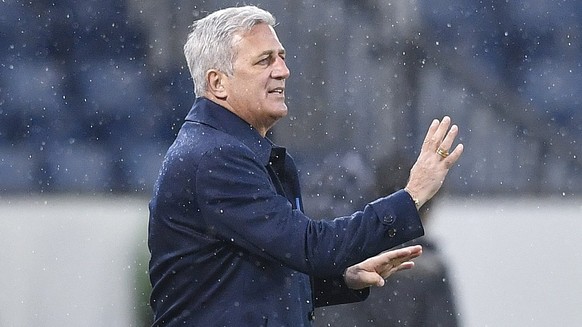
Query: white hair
183,6,276,96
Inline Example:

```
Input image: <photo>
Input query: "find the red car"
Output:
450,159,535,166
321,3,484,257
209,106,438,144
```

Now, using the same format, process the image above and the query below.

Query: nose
272,57,290,79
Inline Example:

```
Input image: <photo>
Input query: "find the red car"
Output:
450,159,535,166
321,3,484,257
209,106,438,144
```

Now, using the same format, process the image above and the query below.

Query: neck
203,94,271,137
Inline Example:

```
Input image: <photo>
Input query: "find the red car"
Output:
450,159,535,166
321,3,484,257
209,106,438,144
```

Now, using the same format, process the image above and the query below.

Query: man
148,5,463,326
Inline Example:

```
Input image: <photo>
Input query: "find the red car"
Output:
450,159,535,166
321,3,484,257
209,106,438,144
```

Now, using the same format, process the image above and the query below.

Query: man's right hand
405,116,464,208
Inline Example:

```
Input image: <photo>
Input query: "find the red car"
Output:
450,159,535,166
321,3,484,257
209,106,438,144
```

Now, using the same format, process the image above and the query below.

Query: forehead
234,23,285,57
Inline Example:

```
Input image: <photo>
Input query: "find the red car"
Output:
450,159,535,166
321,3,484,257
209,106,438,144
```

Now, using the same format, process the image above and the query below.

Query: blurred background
1,0,581,326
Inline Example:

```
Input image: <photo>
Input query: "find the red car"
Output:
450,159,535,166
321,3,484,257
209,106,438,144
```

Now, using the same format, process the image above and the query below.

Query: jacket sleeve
196,144,424,276
312,276,370,307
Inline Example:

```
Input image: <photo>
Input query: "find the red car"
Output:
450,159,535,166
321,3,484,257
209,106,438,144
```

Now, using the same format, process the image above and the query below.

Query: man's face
222,23,290,135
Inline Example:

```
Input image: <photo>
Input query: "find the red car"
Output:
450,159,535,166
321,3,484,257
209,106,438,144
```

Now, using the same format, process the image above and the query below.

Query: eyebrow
257,48,286,57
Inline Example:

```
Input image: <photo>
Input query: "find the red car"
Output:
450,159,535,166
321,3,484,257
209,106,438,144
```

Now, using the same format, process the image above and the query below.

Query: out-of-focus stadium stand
1,0,581,196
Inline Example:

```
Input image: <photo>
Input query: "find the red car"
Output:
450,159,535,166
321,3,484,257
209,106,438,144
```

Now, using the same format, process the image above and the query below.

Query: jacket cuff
312,276,370,308
370,189,424,243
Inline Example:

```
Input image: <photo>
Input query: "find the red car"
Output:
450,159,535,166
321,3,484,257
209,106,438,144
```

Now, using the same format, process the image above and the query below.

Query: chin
269,102,288,115
277,106,288,118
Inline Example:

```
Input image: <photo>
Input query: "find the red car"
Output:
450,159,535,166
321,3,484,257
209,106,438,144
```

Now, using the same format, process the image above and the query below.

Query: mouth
268,87,285,95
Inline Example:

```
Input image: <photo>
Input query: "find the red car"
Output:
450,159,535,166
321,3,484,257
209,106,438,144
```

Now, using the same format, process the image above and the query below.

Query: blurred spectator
302,151,376,219
314,153,459,326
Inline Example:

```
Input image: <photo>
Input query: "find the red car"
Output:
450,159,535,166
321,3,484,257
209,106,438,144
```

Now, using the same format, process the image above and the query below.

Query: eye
257,57,271,65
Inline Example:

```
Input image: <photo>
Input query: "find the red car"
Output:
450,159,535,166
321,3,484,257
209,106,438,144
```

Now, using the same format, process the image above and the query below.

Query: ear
206,69,228,99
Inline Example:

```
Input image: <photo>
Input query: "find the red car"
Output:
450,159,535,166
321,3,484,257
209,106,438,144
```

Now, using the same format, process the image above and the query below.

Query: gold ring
436,147,449,158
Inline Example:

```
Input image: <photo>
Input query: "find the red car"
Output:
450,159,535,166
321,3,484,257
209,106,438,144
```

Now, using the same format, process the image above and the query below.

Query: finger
431,116,452,149
399,245,423,259
439,124,459,152
360,270,386,287
389,251,421,268
403,245,423,254
382,244,421,257
444,143,464,168
393,261,415,272
386,246,422,269
376,247,422,279
421,119,440,150
380,261,415,280
378,246,422,267
377,278,385,287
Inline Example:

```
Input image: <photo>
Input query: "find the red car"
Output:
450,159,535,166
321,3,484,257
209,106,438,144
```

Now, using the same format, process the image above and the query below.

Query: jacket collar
184,97,275,165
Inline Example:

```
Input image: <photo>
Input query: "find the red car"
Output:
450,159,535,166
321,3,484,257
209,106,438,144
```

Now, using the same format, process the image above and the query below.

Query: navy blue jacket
148,97,424,326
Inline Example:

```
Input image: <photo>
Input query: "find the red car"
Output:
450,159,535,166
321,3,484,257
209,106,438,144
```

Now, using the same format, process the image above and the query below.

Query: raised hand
405,116,464,208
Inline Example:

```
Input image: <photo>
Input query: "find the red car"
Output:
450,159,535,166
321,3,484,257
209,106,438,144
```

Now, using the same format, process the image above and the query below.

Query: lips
268,87,285,94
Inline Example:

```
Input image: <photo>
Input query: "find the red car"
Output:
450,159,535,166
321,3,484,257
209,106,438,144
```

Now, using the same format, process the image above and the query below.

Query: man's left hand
344,245,423,289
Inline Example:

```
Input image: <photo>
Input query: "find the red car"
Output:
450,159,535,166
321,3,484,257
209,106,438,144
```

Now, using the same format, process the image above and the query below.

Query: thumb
376,275,385,287
352,271,384,289
366,271,384,287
